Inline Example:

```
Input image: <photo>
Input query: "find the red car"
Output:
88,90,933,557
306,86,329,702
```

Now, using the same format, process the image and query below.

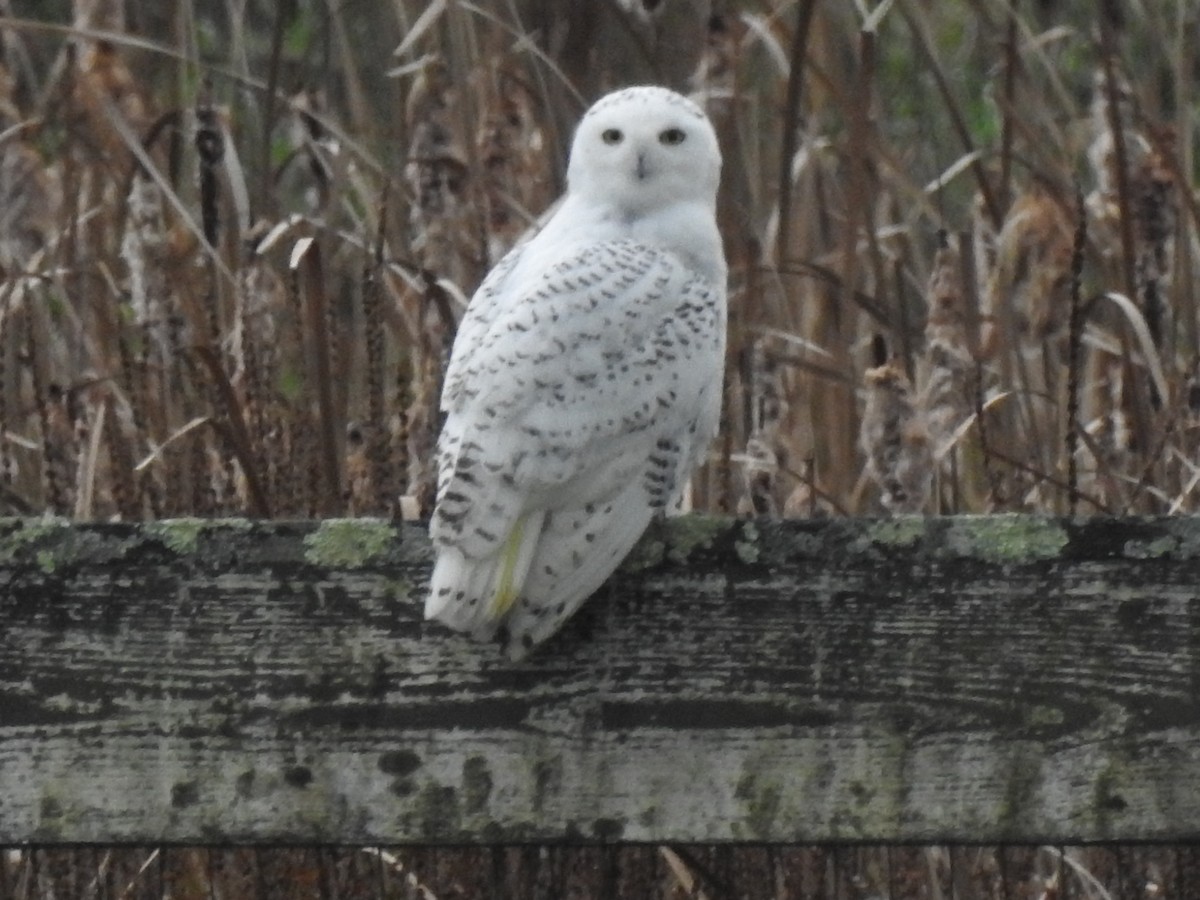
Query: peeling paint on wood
1,515,1199,844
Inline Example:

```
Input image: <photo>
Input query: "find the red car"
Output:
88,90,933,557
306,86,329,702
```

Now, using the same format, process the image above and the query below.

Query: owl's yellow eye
601,128,623,145
659,128,686,145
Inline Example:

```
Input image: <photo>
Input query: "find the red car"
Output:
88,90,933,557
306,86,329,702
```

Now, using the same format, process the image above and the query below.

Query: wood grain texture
1,515,1199,844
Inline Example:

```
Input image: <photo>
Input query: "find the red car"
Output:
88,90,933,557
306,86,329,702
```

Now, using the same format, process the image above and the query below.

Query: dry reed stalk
290,236,341,517
404,59,475,287
1079,353,1134,511
900,3,1002,229
231,232,282,510
691,16,750,514
0,300,12,506
405,274,456,517
1097,24,1140,313
807,27,876,508
1082,67,1181,510
0,73,53,273
162,292,199,517
773,0,819,267
1066,185,1087,515
0,4,1190,527
344,420,373,517
400,54,480,514
392,367,415,517
118,171,167,516
278,238,312,518
192,344,270,517
736,336,786,516
187,428,214,515
104,395,141,519
1128,136,1178,354
361,204,394,516
26,307,69,514
195,91,224,343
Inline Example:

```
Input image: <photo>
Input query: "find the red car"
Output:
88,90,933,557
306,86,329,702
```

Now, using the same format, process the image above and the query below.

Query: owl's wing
434,238,723,549
427,239,725,644
441,243,526,412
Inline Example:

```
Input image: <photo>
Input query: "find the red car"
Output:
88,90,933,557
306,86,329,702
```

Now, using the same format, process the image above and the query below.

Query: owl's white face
566,86,722,216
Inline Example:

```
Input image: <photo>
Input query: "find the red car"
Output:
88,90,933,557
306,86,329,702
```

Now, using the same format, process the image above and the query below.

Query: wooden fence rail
1,515,1198,845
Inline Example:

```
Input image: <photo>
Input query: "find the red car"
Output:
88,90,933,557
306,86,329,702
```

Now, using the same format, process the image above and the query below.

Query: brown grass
3,843,1197,899
0,1,1195,522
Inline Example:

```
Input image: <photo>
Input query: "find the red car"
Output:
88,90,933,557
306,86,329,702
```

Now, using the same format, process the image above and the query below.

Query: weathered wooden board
1,515,1199,844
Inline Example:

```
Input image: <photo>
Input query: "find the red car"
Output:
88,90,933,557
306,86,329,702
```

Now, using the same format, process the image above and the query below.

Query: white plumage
425,85,727,658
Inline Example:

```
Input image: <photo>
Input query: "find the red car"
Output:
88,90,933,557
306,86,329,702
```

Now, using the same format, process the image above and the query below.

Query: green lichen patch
1024,705,1066,729
664,514,731,564
1127,519,1200,559
734,521,761,564
148,519,208,555
861,517,928,551
0,517,71,571
621,535,666,572
303,519,394,568
945,517,1069,565
1166,518,1200,558
35,550,57,574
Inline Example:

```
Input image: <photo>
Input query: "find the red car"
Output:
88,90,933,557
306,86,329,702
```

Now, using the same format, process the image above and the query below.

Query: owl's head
567,86,722,214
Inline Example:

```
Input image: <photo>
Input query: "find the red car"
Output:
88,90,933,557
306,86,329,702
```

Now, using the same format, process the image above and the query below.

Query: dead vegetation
1,0,1199,897
0,0,1194,524
2,843,1195,900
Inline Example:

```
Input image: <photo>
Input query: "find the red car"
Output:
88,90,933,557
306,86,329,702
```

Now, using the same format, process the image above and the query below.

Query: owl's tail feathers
425,510,547,641
503,481,653,660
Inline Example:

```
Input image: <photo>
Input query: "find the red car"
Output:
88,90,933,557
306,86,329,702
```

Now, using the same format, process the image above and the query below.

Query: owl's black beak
636,152,648,180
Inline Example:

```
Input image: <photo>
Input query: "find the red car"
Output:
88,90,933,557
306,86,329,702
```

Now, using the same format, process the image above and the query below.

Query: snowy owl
425,85,727,658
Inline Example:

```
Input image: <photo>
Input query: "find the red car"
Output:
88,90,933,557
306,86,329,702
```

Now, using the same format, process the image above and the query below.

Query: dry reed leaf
932,390,1012,463
659,846,711,900
361,847,439,900
923,149,983,195
391,0,450,63
134,416,210,472
1128,140,1178,348
1102,291,1170,403
73,394,105,519
860,0,898,33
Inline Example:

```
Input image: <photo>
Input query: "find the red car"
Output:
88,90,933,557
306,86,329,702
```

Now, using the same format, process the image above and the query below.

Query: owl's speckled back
426,86,727,659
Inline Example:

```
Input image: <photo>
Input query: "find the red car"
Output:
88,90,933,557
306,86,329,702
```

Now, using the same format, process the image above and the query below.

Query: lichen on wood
1,515,1199,844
